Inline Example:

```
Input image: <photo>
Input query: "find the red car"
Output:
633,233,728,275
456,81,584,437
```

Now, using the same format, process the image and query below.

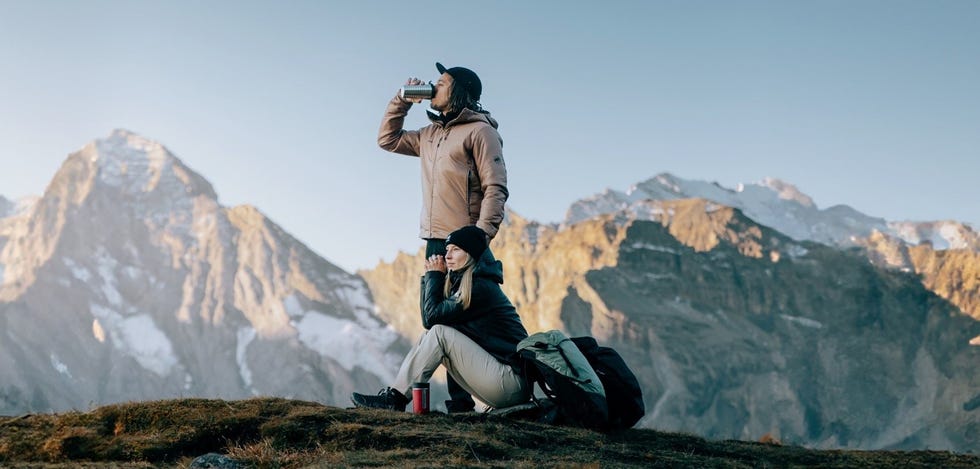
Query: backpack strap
556,344,581,379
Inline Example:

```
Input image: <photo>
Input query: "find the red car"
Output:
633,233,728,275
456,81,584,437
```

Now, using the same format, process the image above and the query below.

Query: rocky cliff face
0,130,406,414
906,245,980,322
856,230,980,321
362,199,980,451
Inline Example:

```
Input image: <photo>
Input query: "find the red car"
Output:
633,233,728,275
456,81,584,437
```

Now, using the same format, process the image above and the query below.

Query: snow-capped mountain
565,173,978,250
0,129,406,414
561,173,980,321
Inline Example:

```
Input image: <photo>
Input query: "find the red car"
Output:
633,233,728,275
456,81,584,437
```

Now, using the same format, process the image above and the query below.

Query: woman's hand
424,254,447,273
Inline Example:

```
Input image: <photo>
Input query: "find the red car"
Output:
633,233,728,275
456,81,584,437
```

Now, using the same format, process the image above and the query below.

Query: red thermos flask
412,382,430,414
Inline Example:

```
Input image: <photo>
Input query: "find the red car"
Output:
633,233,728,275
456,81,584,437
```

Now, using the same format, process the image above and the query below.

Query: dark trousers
425,239,476,412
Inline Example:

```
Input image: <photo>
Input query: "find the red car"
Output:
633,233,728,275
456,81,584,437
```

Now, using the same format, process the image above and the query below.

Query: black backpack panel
571,336,645,430
519,349,609,430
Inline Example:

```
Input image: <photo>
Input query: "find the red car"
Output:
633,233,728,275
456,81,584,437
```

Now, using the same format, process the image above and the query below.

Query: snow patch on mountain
757,177,815,207
50,353,73,379
95,250,123,306
889,220,978,250
63,258,92,282
780,314,824,329
286,292,400,383
90,303,179,377
284,294,303,318
236,327,257,393
332,281,375,313
628,242,680,255
785,245,809,259
627,202,670,221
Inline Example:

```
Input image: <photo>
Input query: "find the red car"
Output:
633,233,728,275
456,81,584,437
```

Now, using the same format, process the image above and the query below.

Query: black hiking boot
351,387,409,411
446,376,476,413
445,399,476,414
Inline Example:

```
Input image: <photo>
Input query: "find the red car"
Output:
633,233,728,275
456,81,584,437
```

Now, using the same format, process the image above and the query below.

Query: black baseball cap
436,62,482,101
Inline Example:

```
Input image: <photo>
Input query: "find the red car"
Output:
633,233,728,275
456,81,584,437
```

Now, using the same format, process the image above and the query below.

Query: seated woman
351,225,530,411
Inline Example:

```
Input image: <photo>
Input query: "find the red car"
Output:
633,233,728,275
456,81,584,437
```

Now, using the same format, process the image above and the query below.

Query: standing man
378,62,508,413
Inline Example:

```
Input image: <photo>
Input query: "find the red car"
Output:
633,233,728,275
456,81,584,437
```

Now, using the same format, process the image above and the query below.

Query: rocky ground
1,397,978,468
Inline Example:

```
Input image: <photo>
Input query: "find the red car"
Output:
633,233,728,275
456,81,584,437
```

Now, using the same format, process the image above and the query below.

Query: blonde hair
444,254,476,309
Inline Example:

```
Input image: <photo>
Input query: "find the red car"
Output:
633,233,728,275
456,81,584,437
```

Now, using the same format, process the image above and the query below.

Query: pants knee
419,324,453,352
429,324,451,338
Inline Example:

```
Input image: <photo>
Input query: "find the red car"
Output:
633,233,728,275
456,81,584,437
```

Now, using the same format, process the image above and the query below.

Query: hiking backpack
517,330,609,430
570,336,645,430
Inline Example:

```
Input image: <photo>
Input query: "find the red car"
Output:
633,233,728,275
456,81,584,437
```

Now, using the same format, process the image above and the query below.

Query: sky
1,1,978,272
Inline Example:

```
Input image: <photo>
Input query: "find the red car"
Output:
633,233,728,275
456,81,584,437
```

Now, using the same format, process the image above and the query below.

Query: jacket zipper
429,126,449,237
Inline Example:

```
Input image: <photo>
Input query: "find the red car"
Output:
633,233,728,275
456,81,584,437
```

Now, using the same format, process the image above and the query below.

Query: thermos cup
400,83,435,100
412,382,430,414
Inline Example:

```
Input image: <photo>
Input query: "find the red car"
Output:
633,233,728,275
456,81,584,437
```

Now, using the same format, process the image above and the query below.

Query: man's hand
425,254,447,273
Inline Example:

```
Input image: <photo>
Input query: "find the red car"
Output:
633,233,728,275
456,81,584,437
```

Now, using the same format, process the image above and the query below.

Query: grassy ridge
0,398,977,468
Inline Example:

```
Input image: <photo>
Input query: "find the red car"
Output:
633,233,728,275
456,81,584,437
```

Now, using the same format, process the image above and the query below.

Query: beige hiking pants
392,324,529,409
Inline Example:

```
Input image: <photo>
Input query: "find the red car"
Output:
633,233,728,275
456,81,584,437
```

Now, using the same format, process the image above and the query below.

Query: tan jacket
378,95,508,239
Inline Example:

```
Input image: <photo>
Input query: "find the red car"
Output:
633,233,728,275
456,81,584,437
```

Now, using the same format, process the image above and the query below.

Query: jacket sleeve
377,94,422,156
421,271,488,328
470,125,508,239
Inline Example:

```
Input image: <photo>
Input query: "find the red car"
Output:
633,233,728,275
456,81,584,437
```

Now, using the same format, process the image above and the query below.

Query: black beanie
446,226,487,260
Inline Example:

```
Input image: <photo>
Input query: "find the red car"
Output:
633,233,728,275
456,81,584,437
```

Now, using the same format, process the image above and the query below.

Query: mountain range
2,130,978,452
562,173,980,323
0,130,406,414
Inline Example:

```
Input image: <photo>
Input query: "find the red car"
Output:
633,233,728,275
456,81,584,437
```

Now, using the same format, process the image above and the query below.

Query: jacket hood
472,248,504,284
427,108,499,129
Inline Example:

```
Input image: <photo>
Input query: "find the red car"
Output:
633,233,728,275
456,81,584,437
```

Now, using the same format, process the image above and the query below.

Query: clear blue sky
1,1,978,272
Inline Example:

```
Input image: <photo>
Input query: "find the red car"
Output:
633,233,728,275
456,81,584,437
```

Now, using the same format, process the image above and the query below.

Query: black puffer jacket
420,249,527,370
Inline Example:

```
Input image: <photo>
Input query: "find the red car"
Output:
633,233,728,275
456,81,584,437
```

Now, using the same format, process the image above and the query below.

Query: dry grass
0,397,977,468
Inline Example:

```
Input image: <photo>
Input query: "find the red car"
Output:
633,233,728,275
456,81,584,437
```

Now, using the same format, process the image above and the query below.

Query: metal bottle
400,83,435,100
